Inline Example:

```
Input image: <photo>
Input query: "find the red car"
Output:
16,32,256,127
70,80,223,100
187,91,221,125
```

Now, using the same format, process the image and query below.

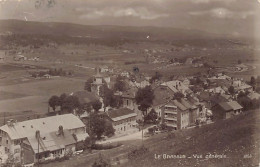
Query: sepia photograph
0,0,259,166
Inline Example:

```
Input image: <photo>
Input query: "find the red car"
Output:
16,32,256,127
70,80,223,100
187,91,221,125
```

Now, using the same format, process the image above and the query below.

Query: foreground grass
123,109,260,167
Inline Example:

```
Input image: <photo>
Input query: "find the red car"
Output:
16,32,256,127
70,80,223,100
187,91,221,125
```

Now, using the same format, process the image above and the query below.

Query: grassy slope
123,110,260,167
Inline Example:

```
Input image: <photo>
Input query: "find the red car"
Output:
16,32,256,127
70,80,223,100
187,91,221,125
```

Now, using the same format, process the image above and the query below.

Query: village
0,59,259,166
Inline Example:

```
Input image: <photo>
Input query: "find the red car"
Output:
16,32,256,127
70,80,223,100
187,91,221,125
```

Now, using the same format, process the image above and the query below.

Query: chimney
35,130,40,139
7,120,11,126
58,125,64,136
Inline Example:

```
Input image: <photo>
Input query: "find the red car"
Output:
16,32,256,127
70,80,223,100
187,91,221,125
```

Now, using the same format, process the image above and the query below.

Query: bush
92,154,111,167
91,143,122,150
128,146,149,160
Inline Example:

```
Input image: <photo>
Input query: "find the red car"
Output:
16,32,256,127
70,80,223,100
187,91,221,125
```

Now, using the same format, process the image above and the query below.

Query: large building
106,108,137,134
161,98,205,130
0,114,88,164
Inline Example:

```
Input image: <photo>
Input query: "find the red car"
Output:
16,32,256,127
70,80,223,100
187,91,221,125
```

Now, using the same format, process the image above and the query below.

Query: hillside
0,20,220,39
0,19,249,48
123,110,260,167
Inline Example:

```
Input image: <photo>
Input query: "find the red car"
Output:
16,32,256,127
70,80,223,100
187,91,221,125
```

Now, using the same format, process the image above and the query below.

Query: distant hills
0,19,225,40
0,19,251,47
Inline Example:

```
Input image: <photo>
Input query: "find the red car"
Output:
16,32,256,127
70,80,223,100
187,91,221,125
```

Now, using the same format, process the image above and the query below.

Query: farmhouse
122,89,137,111
211,101,243,120
106,108,137,134
0,114,88,163
21,128,77,164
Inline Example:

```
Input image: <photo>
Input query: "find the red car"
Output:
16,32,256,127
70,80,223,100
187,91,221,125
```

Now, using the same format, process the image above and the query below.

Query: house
121,88,143,120
14,54,27,61
161,80,192,96
0,114,88,164
121,71,130,78
247,92,260,101
106,108,137,134
21,128,77,164
129,75,150,88
211,101,243,120
205,86,226,94
198,91,229,108
43,74,51,79
152,85,175,117
122,89,137,111
100,66,109,73
161,100,190,130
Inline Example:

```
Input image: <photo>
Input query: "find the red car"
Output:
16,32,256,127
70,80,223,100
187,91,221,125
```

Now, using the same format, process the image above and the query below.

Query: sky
0,0,259,37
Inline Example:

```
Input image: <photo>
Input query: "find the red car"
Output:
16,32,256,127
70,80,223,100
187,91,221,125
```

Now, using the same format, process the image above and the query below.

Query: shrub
128,146,149,160
92,143,122,150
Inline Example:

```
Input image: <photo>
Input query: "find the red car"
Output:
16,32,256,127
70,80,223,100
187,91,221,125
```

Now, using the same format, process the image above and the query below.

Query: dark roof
107,108,135,119
153,85,174,106
198,91,211,101
122,89,136,99
172,100,187,111
73,91,99,104
218,101,243,111
210,94,229,105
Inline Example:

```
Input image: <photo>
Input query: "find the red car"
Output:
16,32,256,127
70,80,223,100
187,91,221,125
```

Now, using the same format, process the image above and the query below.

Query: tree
113,76,126,92
238,59,242,64
228,86,235,95
135,86,155,116
89,113,106,139
110,95,123,108
144,109,158,124
149,71,162,84
85,77,93,92
250,76,256,89
101,84,114,112
48,95,60,112
61,95,80,114
104,120,115,137
59,93,67,107
92,100,102,112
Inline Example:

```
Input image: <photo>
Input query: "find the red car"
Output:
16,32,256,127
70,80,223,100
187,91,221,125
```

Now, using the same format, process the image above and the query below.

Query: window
127,100,129,106
6,139,8,144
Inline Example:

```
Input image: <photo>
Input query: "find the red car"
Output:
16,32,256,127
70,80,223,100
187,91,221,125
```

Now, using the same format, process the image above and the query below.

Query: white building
0,114,88,164
107,108,137,134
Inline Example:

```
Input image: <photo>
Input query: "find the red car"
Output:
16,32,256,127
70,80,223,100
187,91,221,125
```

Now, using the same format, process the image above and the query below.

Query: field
0,76,85,116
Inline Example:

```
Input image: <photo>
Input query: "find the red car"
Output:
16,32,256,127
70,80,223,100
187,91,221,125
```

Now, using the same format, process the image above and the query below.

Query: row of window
114,117,135,126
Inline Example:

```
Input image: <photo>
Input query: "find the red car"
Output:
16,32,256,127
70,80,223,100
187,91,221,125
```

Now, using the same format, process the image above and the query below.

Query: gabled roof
0,114,85,140
153,85,174,106
107,108,137,122
172,99,188,111
179,98,191,108
27,129,76,154
218,101,243,112
122,88,136,99
247,92,260,100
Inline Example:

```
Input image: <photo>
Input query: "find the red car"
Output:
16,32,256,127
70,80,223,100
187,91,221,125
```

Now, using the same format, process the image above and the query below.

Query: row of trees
48,93,104,115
